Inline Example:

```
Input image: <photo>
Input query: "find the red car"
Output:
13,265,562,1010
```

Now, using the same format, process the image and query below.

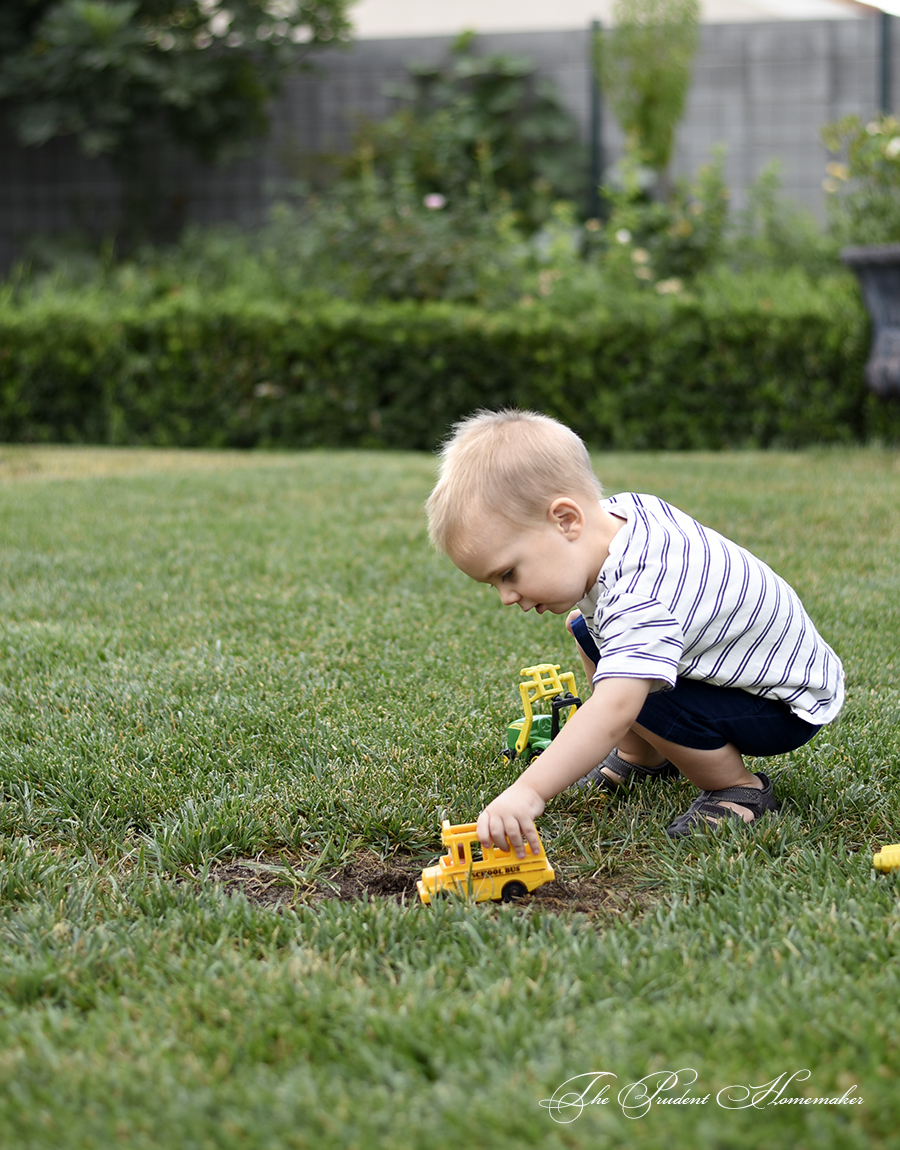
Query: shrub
345,32,586,232
727,160,839,279
588,149,731,286
2,270,896,451
821,114,900,246
258,179,524,305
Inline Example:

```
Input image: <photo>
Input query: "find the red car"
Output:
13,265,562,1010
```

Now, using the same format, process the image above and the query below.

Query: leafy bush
344,32,585,232
0,1,352,166
258,177,524,305
821,114,900,246
8,135,844,317
2,270,896,451
728,160,839,278
586,149,731,286
9,176,527,308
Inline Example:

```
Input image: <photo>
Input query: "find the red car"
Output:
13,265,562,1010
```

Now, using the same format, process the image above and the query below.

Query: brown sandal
666,772,778,838
573,748,678,793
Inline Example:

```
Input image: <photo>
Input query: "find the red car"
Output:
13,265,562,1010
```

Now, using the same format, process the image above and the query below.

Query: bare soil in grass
204,851,656,919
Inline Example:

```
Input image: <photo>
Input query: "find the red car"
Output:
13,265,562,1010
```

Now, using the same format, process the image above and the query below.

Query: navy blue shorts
633,678,820,756
569,613,820,756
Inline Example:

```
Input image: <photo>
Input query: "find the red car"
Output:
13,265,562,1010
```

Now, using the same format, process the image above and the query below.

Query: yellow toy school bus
873,843,900,872
417,819,555,904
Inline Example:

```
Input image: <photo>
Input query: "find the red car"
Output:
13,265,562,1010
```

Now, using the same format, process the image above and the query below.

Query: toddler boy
425,409,844,857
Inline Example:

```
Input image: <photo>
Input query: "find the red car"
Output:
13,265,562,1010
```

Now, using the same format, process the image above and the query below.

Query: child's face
449,505,595,616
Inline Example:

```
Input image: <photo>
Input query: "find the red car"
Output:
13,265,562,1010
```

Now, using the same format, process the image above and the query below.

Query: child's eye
499,569,514,581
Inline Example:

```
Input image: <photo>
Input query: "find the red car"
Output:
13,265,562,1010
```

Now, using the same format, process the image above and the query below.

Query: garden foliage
344,32,586,231
821,114,900,246
594,0,700,181
1,270,895,451
1,34,894,451
0,0,352,167
258,178,525,304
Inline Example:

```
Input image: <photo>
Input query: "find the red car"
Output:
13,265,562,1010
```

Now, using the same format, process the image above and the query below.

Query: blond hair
425,409,602,555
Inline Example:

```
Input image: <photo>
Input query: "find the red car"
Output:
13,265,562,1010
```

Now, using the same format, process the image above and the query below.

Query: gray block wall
674,18,892,211
0,15,896,271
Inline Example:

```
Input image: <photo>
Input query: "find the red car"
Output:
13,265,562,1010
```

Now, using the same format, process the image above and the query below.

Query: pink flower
423,194,447,210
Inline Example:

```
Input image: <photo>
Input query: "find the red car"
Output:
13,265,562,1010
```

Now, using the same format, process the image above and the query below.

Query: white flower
655,278,683,295
885,137,900,159
615,228,631,244
209,9,233,36
253,383,285,400
423,194,446,210
631,248,650,264
264,0,299,16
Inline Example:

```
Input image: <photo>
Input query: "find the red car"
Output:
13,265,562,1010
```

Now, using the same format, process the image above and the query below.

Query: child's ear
548,497,584,539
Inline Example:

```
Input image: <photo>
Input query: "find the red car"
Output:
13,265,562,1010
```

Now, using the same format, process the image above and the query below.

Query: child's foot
665,772,778,838
573,748,678,793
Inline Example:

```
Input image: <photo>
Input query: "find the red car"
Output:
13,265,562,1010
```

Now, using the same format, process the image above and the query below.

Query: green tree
0,0,351,167
595,0,699,187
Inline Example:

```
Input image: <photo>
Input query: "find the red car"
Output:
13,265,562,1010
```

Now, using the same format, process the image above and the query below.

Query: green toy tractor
503,663,583,763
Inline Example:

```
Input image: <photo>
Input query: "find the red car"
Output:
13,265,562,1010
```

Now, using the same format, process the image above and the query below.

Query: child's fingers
478,809,534,860
477,809,513,854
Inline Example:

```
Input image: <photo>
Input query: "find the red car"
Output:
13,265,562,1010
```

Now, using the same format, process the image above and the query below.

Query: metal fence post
880,12,893,114
588,19,604,219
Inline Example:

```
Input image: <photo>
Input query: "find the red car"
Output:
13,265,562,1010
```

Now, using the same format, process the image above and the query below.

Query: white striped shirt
577,494,844,725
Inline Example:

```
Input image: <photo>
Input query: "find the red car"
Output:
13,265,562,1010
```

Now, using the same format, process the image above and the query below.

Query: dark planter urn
841,243,900,397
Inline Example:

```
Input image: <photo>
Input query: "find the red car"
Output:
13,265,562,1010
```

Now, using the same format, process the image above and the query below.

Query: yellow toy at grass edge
418,820,556,904
873,844,900,872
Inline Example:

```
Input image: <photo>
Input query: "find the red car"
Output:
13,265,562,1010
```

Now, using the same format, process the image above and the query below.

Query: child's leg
616,728,669,770
610,726,760,821
575,731,677,792
565,616,815,824
630,723,763,823
604,679,819,834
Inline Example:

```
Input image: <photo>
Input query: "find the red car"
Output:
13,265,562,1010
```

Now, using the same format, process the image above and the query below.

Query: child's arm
477,676,652,858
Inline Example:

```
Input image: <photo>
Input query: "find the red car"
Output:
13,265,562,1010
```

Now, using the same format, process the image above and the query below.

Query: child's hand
477,781,546,859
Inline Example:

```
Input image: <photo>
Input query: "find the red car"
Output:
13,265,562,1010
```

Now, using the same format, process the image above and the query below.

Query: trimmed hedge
1,282,898,450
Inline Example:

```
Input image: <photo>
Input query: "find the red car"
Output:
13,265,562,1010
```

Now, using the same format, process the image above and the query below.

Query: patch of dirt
204,852,655,919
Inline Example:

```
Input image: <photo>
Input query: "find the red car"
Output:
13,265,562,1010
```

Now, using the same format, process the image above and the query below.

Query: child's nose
498,585,520,606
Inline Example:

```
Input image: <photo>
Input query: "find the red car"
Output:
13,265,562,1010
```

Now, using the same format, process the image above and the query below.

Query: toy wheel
500,747,515,761
501,881,528,902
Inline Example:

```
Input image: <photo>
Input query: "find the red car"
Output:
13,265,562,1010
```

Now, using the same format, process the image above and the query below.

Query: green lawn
0,444,898,1149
